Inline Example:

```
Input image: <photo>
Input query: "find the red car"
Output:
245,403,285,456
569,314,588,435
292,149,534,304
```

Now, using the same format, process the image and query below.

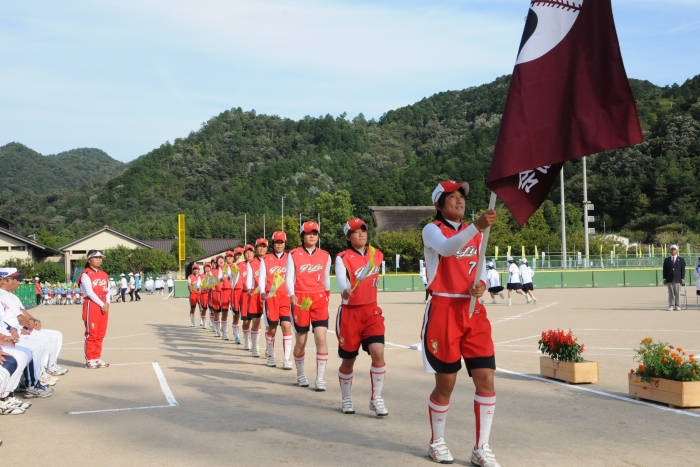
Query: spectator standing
662,244,686,311
134,274,141,302
128,273,135,301
34,277,42,306
119,273,128,303
166,276,175,298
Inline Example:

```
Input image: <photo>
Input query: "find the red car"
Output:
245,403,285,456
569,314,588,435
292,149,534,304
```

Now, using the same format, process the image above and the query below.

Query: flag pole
469,191,498,318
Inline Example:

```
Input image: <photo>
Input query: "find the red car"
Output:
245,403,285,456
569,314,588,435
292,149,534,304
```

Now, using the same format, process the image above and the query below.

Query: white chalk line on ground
496,367,700,419
326,329,409,349
491,302,558,325
495,335,540,345
67,362,178,415
495,350,635,357
64,332,157,346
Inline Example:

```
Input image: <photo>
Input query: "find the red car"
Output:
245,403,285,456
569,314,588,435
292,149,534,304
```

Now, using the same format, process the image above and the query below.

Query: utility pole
560,169,567,269
583,157,590,268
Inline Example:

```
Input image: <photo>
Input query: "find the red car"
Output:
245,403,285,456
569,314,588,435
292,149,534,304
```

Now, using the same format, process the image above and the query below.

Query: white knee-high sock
474,392,496,449
283,334,292,361
294,353,305,376
316,353,328,381
266,333,274,356
370,364,386,399
338,369,353,398
251,330,260,350
429,396,449,443
232,324,240,339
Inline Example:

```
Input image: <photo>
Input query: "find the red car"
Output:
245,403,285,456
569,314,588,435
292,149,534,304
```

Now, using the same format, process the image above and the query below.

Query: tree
374,230,423,271
170,237,205,261
314,190,354,256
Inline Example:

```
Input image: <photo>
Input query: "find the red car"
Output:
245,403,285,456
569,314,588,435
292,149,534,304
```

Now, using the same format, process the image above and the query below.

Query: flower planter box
628,373,700,408
539,357,599,384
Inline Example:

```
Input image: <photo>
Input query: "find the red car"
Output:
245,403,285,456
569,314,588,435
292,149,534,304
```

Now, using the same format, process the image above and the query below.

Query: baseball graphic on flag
517,1,584,65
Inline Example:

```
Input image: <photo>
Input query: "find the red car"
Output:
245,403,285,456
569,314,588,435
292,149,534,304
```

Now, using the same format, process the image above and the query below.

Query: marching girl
231,247,245,344
421,181,499,466
286,221,331,391
335,217,388,416
239,245,255,350
187,264,202,327
485,262,505,305
219,251,238,341
245,239,269,358
198,263,212,328
260,232,292,369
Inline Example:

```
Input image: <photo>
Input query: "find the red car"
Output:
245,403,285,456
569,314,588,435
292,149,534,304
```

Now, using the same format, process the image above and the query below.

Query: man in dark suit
662,244,686,311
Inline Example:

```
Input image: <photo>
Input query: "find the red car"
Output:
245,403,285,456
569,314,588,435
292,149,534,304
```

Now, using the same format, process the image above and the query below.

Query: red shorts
232,288,243,312
240,291,250,319
265,294,291,326
189,292,200,307
421,295,495,375
335,303,385,359
291,291,329,333
220,289,232,311
247,292,263,318
199,291,209,309
210,289,222,311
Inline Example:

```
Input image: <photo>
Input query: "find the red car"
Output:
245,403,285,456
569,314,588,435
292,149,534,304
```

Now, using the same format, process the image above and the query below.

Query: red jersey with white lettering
240,261,251,291
289,247,330,294
427,219,483,296
264,252,288,298
221,263,236,289
78,268,109,304
337,247,383,306
233,259,245,290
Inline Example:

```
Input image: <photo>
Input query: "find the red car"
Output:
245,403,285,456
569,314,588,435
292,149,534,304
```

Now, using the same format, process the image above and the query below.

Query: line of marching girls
183,180,502,466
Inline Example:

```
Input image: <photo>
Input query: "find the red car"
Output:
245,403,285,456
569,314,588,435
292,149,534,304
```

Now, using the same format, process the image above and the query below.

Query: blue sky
1,0,698,162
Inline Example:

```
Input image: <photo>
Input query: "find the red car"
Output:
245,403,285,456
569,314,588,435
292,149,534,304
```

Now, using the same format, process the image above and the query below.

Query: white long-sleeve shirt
507,263,521,284
80,273,111,308
258,253,286,294
422,220,487,289
246,262,254,291
486,269,501,288
520,265,534,283
285,248,331,297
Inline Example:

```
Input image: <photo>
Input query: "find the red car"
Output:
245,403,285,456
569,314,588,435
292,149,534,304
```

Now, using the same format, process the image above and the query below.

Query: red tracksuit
79,267,110,361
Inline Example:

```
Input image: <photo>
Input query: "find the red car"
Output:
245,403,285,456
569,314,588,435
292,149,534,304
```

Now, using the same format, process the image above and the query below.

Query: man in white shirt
166,277,175,299
119,273,128,302
0,272,55,398
519,258,537,304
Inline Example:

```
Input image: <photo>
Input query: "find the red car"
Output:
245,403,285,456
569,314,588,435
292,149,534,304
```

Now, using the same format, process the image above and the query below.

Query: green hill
0,143,125,195
1,73,699,252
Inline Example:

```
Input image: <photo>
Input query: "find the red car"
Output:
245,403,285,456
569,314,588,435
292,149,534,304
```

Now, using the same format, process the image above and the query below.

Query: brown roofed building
369,206,435,234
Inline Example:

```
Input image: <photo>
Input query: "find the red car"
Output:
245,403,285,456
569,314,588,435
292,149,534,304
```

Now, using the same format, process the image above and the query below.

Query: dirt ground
1,287,699,466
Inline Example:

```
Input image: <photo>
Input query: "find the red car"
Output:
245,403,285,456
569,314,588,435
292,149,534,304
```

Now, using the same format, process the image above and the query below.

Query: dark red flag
486,0,643,226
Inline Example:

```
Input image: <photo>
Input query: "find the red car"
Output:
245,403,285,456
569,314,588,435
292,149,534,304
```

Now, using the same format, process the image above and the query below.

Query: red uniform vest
221,263,236,288
188,274,200,292
427,220,483,296
337,247,383,306
249,257,263,291
233,259,245,290
289,247,330,294
211,268,222,291
78,267,109,304
263,252,288,298
240,261,251,291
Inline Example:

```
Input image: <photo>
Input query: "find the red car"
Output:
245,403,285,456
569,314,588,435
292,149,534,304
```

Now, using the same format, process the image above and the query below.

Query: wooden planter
628,373,700,408
539,357,599,384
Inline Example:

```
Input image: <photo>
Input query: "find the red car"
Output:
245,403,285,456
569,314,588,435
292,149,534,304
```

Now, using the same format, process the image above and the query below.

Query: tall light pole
560,169,567,269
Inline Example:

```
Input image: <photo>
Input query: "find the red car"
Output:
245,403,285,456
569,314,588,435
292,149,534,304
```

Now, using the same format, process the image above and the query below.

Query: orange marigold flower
691,357,696,363
672,353,678,358
630,369,634,373
690,354,695,358
676,358,683,365
662,357,668,363
670,345,675,349
678,348,683,352
638,365,645,372
693,370,697,376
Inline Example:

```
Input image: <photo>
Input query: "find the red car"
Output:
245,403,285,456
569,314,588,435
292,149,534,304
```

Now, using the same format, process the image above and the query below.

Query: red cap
272,231,287,242
300,221,320,234
431,180,470,203
2,271,26,280
225,250,234,257
255,238,269,247
192,263,200,270
244,244,254,251
343,217,367,235
234,247,244,254
203,263,211,268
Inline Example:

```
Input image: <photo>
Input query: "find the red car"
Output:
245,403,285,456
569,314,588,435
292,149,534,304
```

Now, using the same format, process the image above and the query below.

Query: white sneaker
243,338,251,351
297,374,310,387
498,292,504,299
428,437,454,464
200,318,206,328
369,396,388,416
532,297,537,304
507,299,512,306
526,297,531,304
676,306,682,311
47,364,68,376
341,396,355,414
282,359,293,370
491,299,497,304
315,379,326,392
5,397,31,409
471,443,501,467
267,356,276,367
222,329,229,340
214,326,221,338
668,306,674,311
190,316,195,327
252,348,260,358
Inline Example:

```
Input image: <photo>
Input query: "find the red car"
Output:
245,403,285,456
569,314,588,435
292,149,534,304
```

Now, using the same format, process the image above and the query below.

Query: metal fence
487,254,700,271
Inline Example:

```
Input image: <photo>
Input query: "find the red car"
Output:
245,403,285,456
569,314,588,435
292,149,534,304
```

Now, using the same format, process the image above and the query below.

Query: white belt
431,292,472,298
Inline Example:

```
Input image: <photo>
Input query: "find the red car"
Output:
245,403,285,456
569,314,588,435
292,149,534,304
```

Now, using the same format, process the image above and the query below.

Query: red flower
638,365,645,372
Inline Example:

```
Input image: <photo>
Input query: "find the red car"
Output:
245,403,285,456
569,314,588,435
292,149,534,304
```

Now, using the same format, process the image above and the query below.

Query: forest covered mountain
1,73,699,252
0,143,125,195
